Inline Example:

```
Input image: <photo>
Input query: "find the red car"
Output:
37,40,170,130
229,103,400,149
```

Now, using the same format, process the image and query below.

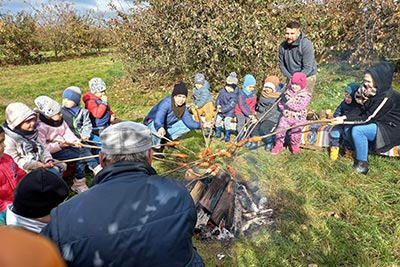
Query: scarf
262,89,281,99
355,85,377,104
171,100,185,120
39,113,64,127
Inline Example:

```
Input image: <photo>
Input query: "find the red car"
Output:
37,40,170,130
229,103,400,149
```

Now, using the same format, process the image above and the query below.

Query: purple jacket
215,86,239,117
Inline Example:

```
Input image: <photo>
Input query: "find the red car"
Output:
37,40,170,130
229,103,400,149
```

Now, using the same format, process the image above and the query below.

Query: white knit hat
34,96,61,118
89,78,107,94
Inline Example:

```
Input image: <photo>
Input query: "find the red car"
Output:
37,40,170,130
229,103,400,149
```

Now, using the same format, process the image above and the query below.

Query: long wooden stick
150,131,197,156
85,139,102,145
79,143,101,150
52,154,99,164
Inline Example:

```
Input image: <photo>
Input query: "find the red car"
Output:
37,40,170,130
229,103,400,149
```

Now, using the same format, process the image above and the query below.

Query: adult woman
332,62,400,174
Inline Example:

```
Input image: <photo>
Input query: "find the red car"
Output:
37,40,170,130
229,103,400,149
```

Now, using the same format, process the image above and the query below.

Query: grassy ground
0,56,399,266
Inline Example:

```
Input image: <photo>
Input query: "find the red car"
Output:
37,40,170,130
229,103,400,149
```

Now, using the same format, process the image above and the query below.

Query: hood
366,62,395,95
82,91,100,103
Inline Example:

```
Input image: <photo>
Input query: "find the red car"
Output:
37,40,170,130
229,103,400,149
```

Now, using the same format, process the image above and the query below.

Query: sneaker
271,143,283,155
330,146,339,160
71,178,89,193
291,145,301,155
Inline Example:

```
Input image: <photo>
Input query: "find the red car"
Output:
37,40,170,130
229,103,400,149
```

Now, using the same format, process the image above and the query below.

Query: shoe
71,178,89,193
330,146,339,160
271,143,283,155
353,160,369,175
264,143,273,152
246,142,258,150
291,145,301,155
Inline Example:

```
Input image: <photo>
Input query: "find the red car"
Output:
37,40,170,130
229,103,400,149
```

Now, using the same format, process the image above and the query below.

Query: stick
52,154,99,164
150,130,197,156
85,139,102,145
79,143,101,150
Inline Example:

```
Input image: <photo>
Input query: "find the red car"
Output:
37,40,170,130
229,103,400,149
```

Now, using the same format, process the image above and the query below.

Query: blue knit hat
344,82,360,98
194,73,205,85
242,74,256,91
62,86,82,105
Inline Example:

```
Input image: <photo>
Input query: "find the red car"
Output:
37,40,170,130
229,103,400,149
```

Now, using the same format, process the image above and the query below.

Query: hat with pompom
194,73,205,85
226,72,238,86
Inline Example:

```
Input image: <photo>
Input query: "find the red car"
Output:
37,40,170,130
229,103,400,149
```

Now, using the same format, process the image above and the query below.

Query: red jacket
0,154,26,212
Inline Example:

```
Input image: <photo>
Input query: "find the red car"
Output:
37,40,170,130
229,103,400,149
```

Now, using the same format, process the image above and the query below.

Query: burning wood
186,166,273,239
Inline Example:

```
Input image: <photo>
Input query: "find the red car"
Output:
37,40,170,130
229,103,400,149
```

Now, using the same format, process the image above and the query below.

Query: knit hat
171,82,188,97
263,76,280,91
101,121,152,155
242,74,256,90
13,168,68,218
345,82,360,98
0,227,66,267
89,77,107,94
5,102,37,130
226,72,238,85
194,73,205,85
291,72,307,89
62,86,82,105
34,96,61,118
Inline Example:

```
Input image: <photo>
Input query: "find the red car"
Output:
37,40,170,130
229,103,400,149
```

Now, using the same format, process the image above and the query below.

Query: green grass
1,56,399,266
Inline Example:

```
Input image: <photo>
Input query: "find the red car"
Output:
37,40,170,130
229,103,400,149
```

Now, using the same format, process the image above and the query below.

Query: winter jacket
82,91,115,130
256,95,281,124
62,106,93,139
333,101,360,118
41,161,204,267
3,124,54,171
36,119,80,154
215,86,239,117
279,32,318,79
144,95,201,131
278,86,311,121
235,90,257,117
345,62,400,152
192,81,213,108
0,154,26,212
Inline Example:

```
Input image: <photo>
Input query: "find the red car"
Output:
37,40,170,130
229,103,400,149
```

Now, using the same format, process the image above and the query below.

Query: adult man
41,121,205,267
279,21,318,93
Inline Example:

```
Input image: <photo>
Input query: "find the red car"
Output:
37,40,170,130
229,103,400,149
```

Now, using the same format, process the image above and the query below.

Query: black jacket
346,62,400,152
41,161,204,267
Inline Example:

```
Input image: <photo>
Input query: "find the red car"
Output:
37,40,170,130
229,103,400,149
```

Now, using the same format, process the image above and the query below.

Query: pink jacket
278,87,311,121
0,154,26,212
37,120,80,154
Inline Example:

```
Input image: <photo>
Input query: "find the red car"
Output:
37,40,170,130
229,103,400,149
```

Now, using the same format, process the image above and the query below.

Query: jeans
352,123,377,161
147,121,191,147
52,147,99,179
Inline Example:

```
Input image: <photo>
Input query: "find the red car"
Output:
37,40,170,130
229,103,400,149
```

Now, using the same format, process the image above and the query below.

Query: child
0,126,26,224
271,72,311,155
3,102,65,177
214,72,239,142
34,96,102,193
329,82,360,160
191,73,214,135
61,86,101,156
247,75,282,151
83,77,118,135
235,74,257,140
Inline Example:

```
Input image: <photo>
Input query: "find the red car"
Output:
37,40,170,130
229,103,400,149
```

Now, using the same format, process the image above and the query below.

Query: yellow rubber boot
330,146,339,160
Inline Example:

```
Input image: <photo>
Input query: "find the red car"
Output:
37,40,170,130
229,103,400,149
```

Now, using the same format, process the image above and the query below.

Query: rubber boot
353,160,369,175
214,127,222,138
246,142,258,150
330,146,339,160
263,136,274,152
271,142,284,155
224,130,231,142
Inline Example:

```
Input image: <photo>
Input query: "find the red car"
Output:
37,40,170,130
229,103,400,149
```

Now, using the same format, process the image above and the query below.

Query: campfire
185,165,273,240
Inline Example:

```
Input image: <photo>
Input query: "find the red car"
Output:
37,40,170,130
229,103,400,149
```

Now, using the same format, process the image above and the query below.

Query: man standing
279,21,318,93
41,121,204,267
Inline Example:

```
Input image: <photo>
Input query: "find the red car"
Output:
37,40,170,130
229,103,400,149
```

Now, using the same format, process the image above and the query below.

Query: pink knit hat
291,72,307,89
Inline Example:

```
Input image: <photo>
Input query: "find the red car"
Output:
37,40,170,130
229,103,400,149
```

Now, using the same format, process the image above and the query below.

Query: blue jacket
144,95,201,130
41,161,204,267
215,86,239,117
192,81,213,108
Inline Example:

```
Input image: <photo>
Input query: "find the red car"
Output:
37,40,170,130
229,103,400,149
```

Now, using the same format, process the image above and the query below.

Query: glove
331,116,346,125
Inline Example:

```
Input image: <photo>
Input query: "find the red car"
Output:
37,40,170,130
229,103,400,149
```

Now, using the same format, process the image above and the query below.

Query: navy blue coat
41,161,204,267
215,86,239,117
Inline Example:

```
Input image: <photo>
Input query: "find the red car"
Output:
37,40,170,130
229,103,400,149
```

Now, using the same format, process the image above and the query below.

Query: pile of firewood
185,166,273,239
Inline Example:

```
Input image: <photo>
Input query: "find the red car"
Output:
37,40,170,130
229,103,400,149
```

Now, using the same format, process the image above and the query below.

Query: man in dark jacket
41,121,204,267
279,21,318,93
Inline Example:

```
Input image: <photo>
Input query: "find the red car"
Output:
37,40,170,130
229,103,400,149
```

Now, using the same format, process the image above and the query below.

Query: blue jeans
330,125,353,148
147,121,191,147
0,210,6,224
352,123,377,161
52,147,98,179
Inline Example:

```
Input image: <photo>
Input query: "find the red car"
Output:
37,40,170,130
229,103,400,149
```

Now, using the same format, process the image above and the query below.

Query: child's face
50,112,63,122
262,86,274,95
62,98,77,108
95,91,106,98
246,85,256,92
195,84,203,89
344,92,352,104
173,94,187,107
291,84,302,92
0,132,5,157
225,85,234,93
19,117,36,131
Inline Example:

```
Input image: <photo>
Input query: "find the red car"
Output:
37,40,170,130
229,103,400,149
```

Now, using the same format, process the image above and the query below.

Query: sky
0,0,133,16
